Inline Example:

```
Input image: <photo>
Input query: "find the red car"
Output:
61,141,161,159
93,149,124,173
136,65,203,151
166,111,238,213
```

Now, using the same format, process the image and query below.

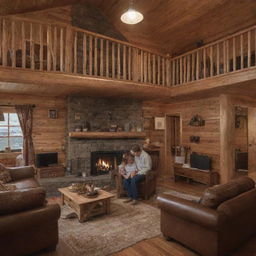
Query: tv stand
36,165,65,178
174,163,219,185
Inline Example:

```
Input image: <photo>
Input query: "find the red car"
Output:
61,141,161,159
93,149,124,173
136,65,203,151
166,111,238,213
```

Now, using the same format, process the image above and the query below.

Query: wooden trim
69,132,147,139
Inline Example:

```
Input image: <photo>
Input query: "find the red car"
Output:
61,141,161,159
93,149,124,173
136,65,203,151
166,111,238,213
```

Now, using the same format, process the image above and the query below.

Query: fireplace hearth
91,151,124,176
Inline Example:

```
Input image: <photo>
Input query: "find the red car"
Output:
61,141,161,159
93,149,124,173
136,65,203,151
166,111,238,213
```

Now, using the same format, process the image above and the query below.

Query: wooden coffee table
58,187,115,222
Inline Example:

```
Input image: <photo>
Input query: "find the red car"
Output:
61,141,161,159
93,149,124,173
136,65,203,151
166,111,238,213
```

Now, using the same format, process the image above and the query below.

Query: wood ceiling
88,0,256,55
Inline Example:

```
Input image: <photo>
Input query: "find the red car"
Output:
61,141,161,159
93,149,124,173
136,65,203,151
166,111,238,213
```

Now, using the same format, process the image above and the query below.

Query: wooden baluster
184,56,187,82
94,37,98,76
112,42,115,78
144,52,147,82
187,55,190,82
240,34,244,69
162,58,166,86
226,40,229,72
53,26,57,71
172,59,175,85
123,45,126,80
128,46,131,80
132,48,139,81
248,30,251,68
11,20,16,68
203,48,206,78
89,35,93,75
82,34,87,75
100,38,103,76
176,59,179,84
141,51,144,82
196,51,200,80
210,46,213,77
233,37,236,71
157,55,160,85
39,24,43,70
217,44,220,75
148,53,151,83
223,41,227,73
73,31,77,73
65,26,72,73
30,23,35,70
60,28,64,72
2,19,7,67
167,58,171,86
179,58,183,83
21,22,26,68
191,53,195,81
117,43,120,79
47,25,51,71
153,54,156,84
106,40,109,77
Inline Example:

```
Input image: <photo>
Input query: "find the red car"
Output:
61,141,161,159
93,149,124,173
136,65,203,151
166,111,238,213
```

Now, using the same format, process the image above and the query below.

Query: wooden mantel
69,132,147,139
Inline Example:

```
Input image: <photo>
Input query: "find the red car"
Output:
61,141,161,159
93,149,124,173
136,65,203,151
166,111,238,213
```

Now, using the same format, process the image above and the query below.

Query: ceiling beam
0,0,83,16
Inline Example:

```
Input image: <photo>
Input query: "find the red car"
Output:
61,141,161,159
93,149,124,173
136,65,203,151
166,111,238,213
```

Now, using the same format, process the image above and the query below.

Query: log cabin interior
0,1,256,256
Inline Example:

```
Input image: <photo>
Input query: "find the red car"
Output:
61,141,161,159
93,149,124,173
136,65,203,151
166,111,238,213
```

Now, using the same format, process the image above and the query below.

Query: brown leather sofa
0,165,61,256
157,176,256,256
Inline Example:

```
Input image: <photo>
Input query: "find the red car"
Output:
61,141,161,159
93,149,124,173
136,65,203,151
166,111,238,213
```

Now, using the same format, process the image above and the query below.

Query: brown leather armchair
157,177,256,256
0,165,61,256
115,150,159,199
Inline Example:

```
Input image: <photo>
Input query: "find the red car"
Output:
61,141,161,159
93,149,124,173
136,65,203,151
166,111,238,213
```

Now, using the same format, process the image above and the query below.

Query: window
0,113,23,151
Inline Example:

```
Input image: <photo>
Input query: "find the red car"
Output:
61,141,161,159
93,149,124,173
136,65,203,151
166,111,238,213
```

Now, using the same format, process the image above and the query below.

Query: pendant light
121,0,143,25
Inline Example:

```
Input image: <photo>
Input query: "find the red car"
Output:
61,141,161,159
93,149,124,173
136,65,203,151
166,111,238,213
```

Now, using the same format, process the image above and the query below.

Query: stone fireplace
67,96,144,176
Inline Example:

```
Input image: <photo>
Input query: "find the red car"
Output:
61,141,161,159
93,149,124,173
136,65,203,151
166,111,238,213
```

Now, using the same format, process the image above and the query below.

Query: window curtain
15,105,35,166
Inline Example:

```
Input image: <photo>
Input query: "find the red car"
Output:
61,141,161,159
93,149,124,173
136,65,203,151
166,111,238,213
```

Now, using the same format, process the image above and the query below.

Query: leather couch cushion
0,163,12,183
0,187,46,215
200,177,255,209
9,178,40,190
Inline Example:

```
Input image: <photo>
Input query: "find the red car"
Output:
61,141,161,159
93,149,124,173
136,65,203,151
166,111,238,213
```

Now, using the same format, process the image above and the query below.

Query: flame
96,158,111,171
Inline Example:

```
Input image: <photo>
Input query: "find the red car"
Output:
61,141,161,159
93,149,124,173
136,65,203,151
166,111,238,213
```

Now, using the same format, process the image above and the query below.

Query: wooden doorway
165,114,181,178
248,107,256,175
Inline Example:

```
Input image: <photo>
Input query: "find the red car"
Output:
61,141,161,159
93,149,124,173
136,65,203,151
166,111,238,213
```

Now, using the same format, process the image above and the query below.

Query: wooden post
112,42,115,78
73,31,77,73
94,37,98,76
117,43,120,79
21,21,26,69
141,51,144,82
65,26,72,73
180,57,183,83
220,94,235,183
172,59,175,85
2,19,7,67
157,55,160,85
233,37,236,71
132,48,138,82
153,54,156,84
11,20,16,68
100,38,103,76
217,44,220,75
83,33,87,75
196,52,199,80
60,28,64,72
223,41,227,73
47,25,51,71
226,40,229,72
89,35,93,75
106,40,109,78
248,30,251,68
123,45,126,80
30,23,35,70
39,24,43,71
210,46,213,77
240,34,244,69
192,53,195,81
128,46,131,80
187,55,190,82
183,56,187,82
53,26,57,71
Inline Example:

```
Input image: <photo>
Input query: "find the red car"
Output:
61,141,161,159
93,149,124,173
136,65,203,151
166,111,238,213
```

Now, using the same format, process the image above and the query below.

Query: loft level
0,16,255,93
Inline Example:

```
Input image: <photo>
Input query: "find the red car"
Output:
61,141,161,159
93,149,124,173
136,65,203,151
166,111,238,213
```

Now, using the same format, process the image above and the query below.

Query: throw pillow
0,163,12,183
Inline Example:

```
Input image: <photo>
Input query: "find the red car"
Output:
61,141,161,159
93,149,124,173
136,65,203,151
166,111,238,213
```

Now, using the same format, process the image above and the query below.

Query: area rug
162,190,201,202
58,198,161,256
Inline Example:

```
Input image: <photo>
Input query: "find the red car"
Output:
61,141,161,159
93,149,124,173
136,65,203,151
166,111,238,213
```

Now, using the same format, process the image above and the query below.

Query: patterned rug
58,198,161,256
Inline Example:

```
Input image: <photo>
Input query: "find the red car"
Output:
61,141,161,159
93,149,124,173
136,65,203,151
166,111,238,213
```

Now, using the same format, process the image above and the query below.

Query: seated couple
119,144,152,205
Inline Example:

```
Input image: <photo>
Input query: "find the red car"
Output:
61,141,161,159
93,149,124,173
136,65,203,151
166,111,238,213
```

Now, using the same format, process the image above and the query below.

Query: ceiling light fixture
121,0,143,25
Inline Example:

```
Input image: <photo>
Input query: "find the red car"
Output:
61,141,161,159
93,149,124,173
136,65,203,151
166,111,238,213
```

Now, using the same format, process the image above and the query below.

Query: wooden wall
143,97,220,176
0,93,67,166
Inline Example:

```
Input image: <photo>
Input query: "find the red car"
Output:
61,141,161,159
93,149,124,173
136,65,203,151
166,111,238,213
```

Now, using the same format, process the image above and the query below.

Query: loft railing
170,25,256,86
0,16,169,86
0,16,255,88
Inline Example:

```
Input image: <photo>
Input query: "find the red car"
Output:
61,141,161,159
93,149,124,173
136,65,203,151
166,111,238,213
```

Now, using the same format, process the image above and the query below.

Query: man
123,144,152,205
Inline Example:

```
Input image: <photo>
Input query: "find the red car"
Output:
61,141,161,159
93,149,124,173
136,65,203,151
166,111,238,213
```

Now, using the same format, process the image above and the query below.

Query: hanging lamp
121,0,143,25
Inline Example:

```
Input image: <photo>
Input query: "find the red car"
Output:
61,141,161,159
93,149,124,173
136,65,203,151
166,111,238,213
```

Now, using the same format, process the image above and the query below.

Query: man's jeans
123,174,145,200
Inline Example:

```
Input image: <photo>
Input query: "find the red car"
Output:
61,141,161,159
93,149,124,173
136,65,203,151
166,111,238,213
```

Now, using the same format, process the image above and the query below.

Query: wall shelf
69,132,147,139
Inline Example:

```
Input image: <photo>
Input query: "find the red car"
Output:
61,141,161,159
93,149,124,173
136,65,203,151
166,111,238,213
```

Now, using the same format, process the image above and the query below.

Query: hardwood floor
42,180,256,256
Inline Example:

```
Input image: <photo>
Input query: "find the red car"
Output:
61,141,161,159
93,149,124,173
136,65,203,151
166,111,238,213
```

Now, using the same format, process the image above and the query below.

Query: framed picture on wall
154,117,165,130
48,109,58,119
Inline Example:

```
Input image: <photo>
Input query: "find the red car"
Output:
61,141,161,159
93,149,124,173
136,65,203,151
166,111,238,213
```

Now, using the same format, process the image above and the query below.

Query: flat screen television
190,152,211,170
36,152,58,168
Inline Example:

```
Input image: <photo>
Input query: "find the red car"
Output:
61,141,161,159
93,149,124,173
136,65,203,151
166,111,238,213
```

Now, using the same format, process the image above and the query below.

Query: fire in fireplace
91,151,124,176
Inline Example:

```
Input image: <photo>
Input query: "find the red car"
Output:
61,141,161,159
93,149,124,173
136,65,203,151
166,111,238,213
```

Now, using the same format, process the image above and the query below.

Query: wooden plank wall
0,93,67,165
143,97,220,176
